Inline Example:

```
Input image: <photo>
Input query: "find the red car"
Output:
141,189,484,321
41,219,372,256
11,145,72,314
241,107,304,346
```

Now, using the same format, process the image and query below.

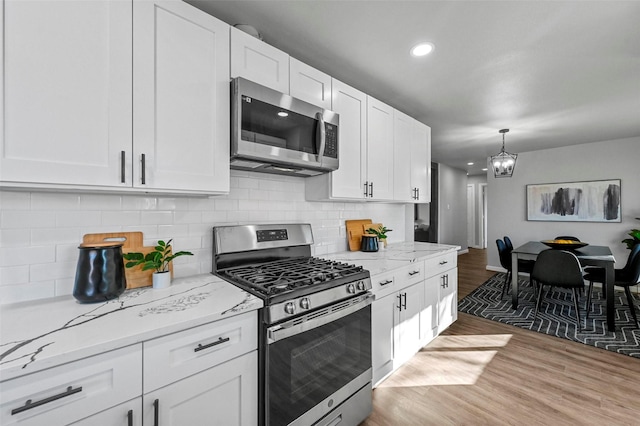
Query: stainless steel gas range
212,223,373,426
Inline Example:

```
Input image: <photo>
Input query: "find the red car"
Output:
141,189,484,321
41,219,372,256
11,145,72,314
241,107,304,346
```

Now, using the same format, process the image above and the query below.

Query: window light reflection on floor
376,334,513,388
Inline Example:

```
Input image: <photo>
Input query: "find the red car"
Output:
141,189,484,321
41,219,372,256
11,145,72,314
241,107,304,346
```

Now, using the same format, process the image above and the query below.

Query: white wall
467,174,488,247
487,136,640,269
438,164,468,250
0,171,407,304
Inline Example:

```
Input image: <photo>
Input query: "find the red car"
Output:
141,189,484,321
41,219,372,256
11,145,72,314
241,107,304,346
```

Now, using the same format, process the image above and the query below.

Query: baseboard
458,248,469,255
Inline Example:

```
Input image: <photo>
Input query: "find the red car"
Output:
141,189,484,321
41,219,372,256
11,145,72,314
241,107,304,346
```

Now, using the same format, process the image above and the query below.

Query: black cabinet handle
364,181,369,197
408,270,420,276
128,409,133,426
141,153,146,185
379,279,393,286
194,337,230,352
397,294,402,311
369,182,374,198
402,292,407,310
439,260,448,265
11,386,82,415
120,151,126,183
153,399,159,426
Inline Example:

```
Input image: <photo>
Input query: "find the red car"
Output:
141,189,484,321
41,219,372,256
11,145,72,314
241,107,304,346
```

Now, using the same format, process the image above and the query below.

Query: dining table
511,241,617,332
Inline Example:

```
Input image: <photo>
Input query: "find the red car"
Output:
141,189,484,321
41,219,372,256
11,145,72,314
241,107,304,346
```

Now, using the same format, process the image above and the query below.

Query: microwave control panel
324,123,338,158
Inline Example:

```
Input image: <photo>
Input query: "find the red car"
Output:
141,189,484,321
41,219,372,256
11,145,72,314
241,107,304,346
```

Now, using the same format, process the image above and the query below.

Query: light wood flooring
362,248,640,425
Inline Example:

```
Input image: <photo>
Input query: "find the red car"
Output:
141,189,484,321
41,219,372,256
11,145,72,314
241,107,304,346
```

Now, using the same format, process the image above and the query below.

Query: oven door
264,293,373,426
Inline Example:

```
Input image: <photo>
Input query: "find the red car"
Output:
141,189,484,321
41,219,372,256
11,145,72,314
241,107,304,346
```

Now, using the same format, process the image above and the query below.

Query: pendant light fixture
490,129,517,178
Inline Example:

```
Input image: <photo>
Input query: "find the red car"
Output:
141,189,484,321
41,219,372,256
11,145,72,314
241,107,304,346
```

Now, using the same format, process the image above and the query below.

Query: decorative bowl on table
541,239,589,250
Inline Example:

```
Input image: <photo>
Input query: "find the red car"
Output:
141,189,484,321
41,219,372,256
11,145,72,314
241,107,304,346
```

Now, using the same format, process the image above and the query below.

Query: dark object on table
73,242,126,303
541,240,588,250
584,243,640,327
532,249,588,331
496,238,534,298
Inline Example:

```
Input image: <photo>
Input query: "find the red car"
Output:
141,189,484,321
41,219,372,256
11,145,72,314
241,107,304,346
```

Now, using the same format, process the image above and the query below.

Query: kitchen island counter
0,274,262,382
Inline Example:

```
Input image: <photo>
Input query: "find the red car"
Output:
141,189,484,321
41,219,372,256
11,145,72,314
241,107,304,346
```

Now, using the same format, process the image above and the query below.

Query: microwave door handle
315,112,326,165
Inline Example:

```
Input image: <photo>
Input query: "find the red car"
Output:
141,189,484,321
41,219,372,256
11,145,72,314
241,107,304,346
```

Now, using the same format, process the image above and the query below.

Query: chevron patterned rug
458,273,640,358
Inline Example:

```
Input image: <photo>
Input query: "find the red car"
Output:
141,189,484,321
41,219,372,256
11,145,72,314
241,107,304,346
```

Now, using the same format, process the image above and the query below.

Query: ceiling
186,0,640,176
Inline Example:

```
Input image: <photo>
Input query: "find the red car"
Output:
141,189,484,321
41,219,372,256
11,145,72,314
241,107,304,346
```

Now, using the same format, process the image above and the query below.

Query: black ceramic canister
360,234,379,252
73,242,127,303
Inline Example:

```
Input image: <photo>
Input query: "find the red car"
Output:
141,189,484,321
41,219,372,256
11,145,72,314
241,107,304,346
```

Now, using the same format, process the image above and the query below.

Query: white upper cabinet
0,0,133,188
393,110,414,202
411,121,431,202
394,113,431,203
289,58,332,110
366,96,394,201
305,79,367,200
1,0,230,195
133,0,229,194
230,26,289,93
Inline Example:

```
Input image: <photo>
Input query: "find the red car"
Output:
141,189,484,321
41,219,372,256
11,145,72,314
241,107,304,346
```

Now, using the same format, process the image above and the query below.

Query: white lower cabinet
372,251,459,387
142,351,257,426
0,312,258,426
0,345,142,426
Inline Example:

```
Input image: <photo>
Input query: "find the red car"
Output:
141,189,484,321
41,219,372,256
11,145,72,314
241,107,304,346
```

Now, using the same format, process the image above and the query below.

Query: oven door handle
266,293,374,344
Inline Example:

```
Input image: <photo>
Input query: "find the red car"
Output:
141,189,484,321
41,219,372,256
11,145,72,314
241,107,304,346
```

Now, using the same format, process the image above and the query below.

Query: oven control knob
357,281,366,291
284,302,296,315
300,297,310,310
347,283,356,294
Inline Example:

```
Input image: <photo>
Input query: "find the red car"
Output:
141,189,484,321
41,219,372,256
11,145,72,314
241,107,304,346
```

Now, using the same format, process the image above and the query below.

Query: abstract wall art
526,179,621,222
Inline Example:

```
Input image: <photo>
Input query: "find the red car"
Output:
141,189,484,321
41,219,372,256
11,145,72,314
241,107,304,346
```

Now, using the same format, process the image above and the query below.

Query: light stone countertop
323,241,461,276
0,274,262,382
0,241,458,382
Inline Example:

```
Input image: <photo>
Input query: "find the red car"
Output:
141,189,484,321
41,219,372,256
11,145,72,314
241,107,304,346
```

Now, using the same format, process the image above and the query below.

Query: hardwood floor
362,248,640,425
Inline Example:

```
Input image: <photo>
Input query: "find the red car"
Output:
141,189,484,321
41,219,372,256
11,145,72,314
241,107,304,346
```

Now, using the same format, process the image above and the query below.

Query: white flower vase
153,271,171,289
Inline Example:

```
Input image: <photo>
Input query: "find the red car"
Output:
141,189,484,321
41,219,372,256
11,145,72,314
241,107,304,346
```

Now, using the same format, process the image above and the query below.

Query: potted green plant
622,227,640,250
123,239,193,289
366,225,393,248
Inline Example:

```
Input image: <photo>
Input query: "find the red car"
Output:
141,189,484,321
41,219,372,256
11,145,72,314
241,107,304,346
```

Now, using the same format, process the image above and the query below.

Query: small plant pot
153,271,171,289
379,238,387,249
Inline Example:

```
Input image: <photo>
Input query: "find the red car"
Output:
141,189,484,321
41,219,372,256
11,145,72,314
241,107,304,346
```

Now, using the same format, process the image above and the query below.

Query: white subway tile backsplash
1,171,407,304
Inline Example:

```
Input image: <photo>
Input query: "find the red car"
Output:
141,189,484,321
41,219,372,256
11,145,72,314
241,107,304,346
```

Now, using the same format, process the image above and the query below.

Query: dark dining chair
503,235,514,251
496,239,534,298
555,235,581,242
531,249,588,331
584,243,640,326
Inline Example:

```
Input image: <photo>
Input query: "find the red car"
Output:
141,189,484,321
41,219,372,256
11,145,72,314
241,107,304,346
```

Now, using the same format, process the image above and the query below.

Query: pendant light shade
490,129,517,178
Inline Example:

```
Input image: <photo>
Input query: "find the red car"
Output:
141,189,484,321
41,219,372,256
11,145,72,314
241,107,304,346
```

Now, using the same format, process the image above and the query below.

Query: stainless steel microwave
230,77,339,177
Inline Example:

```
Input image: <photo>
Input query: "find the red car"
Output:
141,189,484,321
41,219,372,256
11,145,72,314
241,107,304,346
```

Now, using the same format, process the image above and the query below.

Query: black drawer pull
408,270,420,276
120,151,126,183
194,337,230,352
439,260,448,265
379,279,393,286
128,409,133,426
153,399,159,426
141,153,146,185
11,385,82,415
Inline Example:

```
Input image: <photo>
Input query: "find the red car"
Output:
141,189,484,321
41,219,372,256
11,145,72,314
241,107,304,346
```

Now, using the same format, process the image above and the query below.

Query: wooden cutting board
345,219,372,251
81,232,172,289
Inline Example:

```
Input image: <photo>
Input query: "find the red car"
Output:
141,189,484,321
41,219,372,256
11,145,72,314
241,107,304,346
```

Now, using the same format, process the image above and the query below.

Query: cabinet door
421,274,440,344
438,268,458,333
230,26,289,93
371,293,396,387
0,0,132,187
366,96,394,200
393,110,414,202
143,351,257,426
411,121,431,203
290,58,332,110
133,0,229,194
70,398,142,426
328,79,367,199
395,282,423,366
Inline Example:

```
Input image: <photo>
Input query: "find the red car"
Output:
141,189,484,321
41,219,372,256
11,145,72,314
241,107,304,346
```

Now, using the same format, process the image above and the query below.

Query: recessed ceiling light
482,168,488,171
410,42,434,57
277,111,288,117
467,162,474,166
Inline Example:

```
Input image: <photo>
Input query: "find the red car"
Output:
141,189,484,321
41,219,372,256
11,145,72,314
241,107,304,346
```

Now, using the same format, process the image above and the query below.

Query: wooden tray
345,219,372,251
81,232,172,289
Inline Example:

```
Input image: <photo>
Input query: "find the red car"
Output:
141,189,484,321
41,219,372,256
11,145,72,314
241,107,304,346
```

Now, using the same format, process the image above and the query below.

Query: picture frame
526,179,621,222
